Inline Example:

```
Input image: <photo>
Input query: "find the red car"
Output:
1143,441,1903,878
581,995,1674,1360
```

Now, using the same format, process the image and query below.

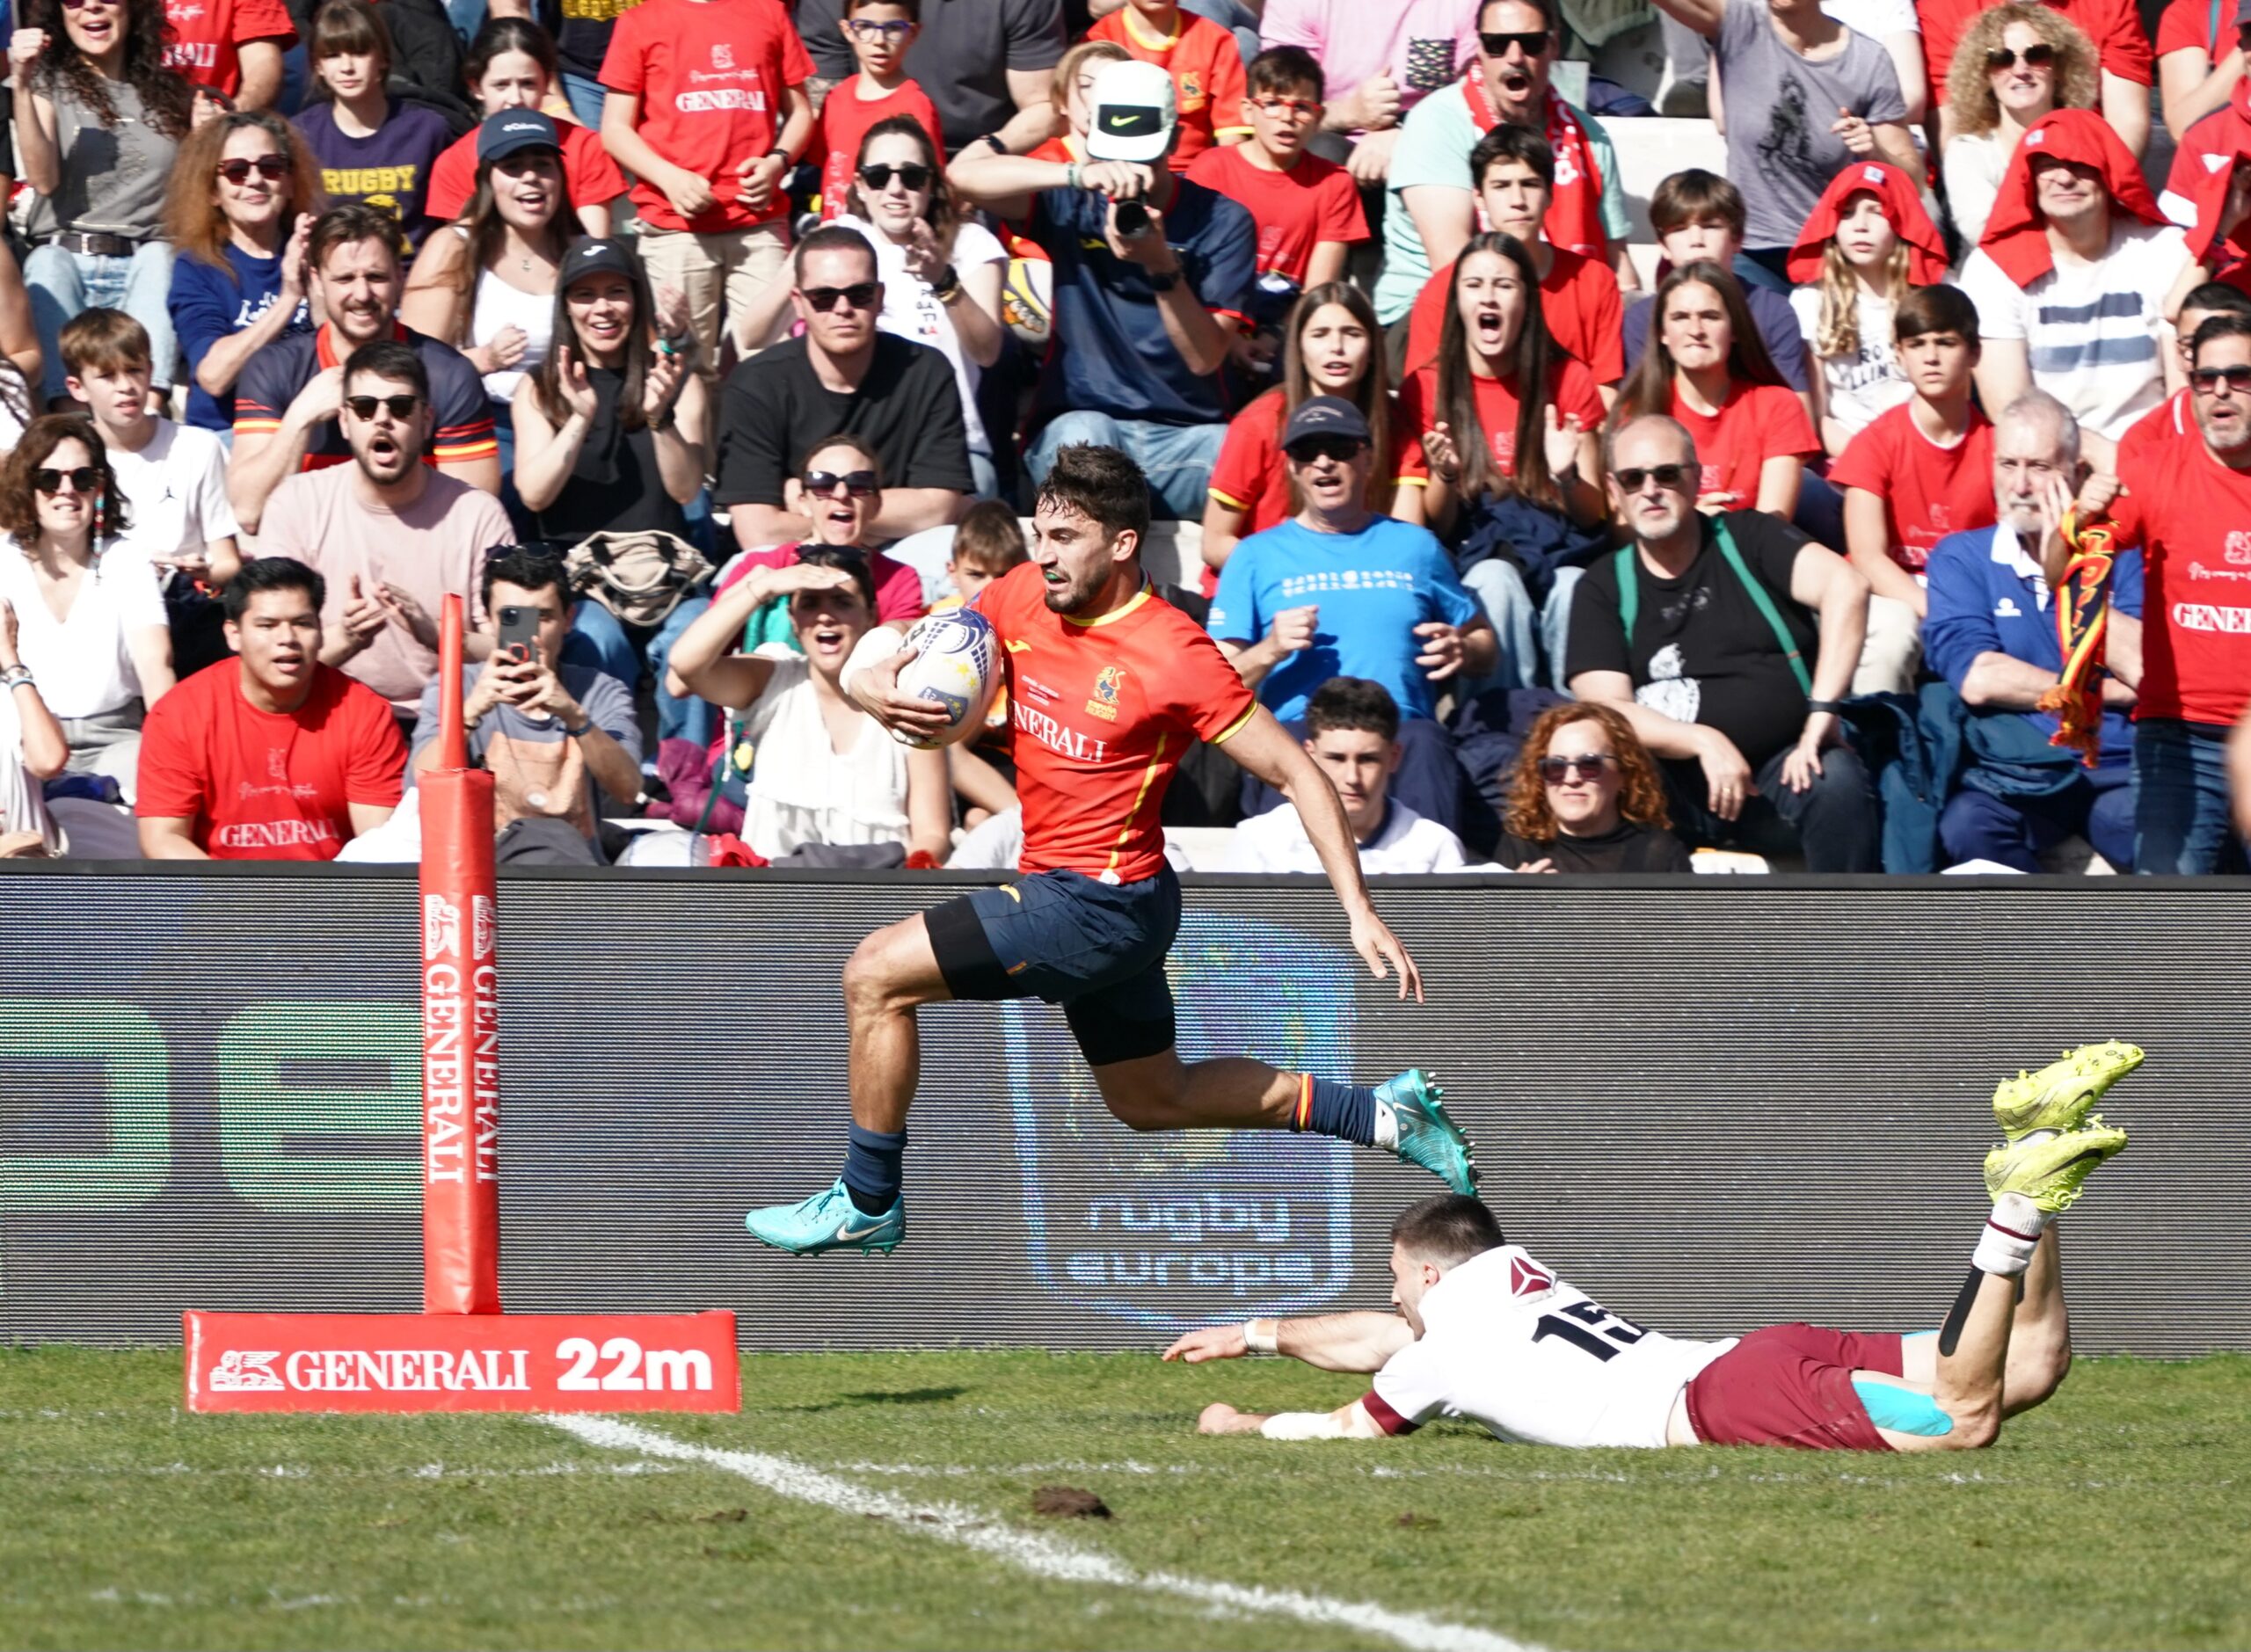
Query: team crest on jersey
1086,664,1126,721
1178,70,1206,110
1510,1255,1555,1298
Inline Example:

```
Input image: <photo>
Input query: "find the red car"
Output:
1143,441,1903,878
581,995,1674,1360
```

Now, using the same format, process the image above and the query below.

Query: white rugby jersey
1366,1246,1737,1449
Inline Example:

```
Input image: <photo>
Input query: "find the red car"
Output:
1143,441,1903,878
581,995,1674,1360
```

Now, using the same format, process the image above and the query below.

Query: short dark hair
481,544,569,611
2181,281,2251,320
1649,168,1745,239
794,223,879,284
846,0,918,16
951,499,1029,572
1892,282,1980,344
1390,1195,1506,1267
309,202,406,274
1246,44,1323,100
1477,0,1560,40
1305,676,1400,741
1036,443,1150,544
343,338,429,401
222,556,326,621
795,544,880,610
2192,312,2251,363
1469,124,1555,191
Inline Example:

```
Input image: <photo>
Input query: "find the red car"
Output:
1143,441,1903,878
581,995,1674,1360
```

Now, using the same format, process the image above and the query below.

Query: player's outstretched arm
1162,1311,1413,1373
1196,1399,1390,1440
1215,707,1424,1001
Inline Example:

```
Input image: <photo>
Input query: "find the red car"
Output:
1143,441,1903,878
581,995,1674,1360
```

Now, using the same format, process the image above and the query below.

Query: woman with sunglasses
1617,262,1819,522
404,111,578,477
11,0,204,413
0,415,173,799
425,18,624,241
705,435,929,637
1941,4,2100,251
1203,283,1392,581
827,117,1009,499
164,110,324,439
668,544,951,866
516,238,705,744
1496,702,1692,873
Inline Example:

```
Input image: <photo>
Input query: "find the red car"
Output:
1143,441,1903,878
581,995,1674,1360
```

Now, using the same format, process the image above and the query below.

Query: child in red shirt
598,0,815,382
1186,46,1366,291
426,18,626,236
815,0,945,221
1088,0,1249,167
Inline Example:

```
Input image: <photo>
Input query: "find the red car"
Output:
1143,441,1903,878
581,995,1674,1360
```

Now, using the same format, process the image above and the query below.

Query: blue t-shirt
1924,524,2144,764
1207,515,1479,722
1029,177,1254,428
292,99,455,249
168,245,314,432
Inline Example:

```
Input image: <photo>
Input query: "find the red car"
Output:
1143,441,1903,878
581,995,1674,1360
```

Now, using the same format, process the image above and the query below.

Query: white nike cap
1085,59,1177,164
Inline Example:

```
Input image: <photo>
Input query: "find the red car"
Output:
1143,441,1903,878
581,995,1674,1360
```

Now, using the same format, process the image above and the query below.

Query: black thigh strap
925,894,1014,1002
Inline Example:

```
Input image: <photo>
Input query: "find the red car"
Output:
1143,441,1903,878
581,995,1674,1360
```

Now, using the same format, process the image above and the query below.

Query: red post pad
184,1311,741,1414
420,593,503,1315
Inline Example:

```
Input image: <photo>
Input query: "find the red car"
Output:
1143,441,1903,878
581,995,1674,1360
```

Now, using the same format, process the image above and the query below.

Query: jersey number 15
1532,1299,1650,1362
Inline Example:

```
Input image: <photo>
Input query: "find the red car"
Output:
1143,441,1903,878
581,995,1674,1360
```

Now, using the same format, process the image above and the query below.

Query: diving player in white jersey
1164,1044,2140,1454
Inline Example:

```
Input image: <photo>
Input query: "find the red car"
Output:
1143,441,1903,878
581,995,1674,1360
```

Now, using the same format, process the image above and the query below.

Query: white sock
1971,1192,2051,1277
1373,1099,1399,1150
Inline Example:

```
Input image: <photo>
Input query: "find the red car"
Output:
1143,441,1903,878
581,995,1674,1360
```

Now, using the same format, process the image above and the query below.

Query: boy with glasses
254,339,514,718
1186,46,1368,292
712,225,974,549
814,0,945,224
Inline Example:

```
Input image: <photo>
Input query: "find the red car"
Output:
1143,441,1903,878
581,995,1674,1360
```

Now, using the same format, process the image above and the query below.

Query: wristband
1806,699,1847,716
1,665,32,689
564,719,594,739
976,132,1009,156
1065,162,1082,191
1243,1318,1278,1355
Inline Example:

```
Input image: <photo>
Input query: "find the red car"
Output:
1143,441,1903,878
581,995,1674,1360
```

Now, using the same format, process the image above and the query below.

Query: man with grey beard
1922,389,2144,872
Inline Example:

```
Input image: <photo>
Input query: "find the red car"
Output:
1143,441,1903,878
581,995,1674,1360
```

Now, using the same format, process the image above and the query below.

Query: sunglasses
344,393,422,419
1286,436,1367,464
2191,364,2251,394
1479,29,1548,55
217,155,291,183
1539,753,1618,782
1250,95,1322,120
1612,462,1693,491
58,0,121,11
846,18,913,38
1985,42,2057,69
805,469,879,497
858,162,932,192
33,466,99,494
798,281,880,313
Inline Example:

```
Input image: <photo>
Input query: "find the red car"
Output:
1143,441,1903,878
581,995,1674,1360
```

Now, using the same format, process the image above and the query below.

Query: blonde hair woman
1941,4,2100,250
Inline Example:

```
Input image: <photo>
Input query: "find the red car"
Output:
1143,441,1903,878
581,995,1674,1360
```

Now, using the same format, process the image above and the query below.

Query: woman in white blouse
0,415,172,799
1941,4,2100,252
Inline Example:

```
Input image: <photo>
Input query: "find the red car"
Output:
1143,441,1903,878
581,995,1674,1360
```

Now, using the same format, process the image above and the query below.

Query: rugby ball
892,608,1001,749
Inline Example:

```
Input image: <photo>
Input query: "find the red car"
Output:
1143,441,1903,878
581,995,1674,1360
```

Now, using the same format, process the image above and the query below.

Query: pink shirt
1258,0,1484,120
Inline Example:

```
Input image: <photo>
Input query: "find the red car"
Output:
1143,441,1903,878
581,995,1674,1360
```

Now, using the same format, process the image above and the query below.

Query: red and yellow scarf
2035,509,2116,766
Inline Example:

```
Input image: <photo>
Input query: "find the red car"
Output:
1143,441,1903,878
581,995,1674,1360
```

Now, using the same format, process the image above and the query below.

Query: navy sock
841,1124,908,1215
1291,1075,1376,1146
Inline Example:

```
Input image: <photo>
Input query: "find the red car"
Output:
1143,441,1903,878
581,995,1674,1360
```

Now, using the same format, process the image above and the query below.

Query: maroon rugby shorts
1684,1323,1908,1452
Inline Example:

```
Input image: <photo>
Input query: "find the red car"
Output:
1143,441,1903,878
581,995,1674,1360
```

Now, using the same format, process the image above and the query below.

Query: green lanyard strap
1612,516,1813,697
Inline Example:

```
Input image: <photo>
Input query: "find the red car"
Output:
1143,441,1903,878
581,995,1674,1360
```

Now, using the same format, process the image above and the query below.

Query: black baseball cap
1281,395,1372,450
478,110,561,164
559,238,638,289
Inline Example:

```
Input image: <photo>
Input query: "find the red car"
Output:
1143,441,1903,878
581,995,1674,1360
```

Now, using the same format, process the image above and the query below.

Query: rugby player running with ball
742,443,1479,1256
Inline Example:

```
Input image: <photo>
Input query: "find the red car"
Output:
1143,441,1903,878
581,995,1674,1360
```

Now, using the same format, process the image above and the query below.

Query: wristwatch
975,132,1009,156
1147,266,1182,292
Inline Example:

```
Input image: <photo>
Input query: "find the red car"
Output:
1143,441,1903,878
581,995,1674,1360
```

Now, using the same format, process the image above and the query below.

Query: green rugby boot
1983,1123,2129,1214
1991,1042,2144,1141
1377,1068,1478,1196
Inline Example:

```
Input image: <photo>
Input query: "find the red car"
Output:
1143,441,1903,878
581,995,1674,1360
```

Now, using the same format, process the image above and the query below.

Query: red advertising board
184,1311,740,1414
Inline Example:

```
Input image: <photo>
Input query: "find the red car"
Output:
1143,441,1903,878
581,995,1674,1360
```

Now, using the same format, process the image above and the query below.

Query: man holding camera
949,57,1255,520
409,545,642,865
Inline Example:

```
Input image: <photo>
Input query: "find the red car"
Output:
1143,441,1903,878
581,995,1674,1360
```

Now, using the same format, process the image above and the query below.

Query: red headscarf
1977,108,2167,288
1783,161,1949,285
2184,127,2251,274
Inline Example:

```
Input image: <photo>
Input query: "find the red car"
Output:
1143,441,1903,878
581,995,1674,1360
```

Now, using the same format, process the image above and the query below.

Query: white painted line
541,1415,1542,1652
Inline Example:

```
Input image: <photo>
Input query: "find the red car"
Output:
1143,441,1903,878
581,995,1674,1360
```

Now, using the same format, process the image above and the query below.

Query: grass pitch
3,1348,2247,1652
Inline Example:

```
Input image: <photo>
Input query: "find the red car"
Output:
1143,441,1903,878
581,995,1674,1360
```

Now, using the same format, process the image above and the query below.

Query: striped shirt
231,322,499,471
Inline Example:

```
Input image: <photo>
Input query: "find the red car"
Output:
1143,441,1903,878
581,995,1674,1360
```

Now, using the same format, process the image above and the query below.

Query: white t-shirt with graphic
1366,1245,1737,1449
835,214,1007,459
1791,285,1912,438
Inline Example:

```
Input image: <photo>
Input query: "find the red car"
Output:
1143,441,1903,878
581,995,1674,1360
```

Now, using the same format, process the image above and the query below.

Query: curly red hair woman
1498,702,1693,874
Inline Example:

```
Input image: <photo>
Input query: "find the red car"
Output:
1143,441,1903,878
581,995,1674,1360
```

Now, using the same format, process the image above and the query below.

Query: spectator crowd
0,0,2247,876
